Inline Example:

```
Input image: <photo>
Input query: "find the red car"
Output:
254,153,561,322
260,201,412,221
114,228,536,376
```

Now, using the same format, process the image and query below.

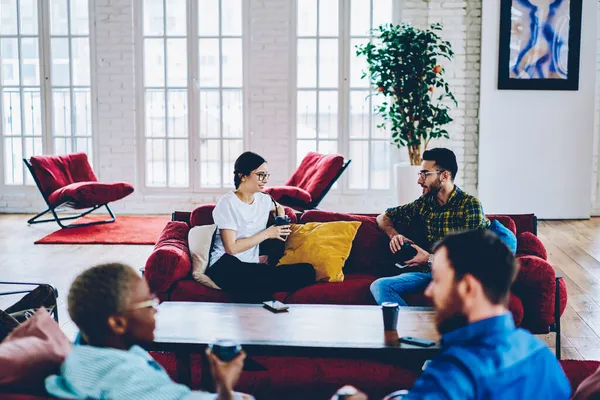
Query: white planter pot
394,163,423,205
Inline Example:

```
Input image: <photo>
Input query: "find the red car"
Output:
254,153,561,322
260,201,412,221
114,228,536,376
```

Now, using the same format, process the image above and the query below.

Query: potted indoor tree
356,22,457,204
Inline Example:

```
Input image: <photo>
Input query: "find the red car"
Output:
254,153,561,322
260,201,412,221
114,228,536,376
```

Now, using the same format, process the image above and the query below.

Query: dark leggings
206,254,315,303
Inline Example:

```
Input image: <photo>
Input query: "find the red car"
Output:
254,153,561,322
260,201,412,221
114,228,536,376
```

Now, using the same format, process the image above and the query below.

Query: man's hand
405,243,430,267
206,348,246,400
389,234,410,254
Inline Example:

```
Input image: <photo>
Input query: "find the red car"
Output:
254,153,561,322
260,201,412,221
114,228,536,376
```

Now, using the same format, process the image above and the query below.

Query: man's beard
423,179,443,197
435,289,469,335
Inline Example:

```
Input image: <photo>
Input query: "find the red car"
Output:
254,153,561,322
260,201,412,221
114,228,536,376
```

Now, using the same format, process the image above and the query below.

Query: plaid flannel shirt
385,186,490,246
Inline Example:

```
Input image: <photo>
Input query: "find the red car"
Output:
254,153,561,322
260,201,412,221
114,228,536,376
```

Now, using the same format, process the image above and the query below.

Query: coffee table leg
175,351,192,387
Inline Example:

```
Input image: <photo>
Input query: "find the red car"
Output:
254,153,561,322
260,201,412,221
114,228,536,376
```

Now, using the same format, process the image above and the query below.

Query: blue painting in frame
498,0,583,90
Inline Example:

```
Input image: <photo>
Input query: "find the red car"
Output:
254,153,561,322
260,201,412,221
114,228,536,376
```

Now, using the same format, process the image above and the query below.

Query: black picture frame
498,0,583,91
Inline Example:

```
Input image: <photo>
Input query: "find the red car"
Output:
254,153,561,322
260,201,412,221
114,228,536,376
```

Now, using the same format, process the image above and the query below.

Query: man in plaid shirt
370,148,491,306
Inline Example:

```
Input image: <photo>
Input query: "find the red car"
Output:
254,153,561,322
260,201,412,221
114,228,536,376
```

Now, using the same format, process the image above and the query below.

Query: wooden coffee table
149,302,440,386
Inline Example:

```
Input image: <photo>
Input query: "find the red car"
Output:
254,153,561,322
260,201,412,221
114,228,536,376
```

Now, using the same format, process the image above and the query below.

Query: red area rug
35,215,170,245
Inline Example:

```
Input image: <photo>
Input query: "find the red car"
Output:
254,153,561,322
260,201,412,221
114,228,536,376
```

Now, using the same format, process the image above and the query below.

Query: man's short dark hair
432,230,519,305
422,148,458,181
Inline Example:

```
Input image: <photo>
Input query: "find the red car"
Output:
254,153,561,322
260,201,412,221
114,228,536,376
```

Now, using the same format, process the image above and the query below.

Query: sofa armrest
516,232,547,260
144,221,192,296
265,186,312,205
511,255,567,333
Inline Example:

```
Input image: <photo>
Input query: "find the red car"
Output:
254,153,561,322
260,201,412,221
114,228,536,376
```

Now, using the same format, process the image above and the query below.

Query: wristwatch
427,253,434,269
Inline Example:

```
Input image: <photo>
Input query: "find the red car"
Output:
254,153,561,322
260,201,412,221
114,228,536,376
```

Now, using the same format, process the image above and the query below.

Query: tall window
296,0,396,190
139,0,244,190
0,0,93,186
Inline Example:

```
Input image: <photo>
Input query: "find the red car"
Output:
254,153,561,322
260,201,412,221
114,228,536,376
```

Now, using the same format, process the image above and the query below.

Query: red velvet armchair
264,152,351,211
24,153,134,229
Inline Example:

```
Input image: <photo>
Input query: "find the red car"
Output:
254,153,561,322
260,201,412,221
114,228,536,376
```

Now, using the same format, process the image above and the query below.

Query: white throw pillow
188,224,221,290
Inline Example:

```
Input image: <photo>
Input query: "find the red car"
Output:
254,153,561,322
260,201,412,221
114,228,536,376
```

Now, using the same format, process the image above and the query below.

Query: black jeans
206,254,315,303
0,284,57,342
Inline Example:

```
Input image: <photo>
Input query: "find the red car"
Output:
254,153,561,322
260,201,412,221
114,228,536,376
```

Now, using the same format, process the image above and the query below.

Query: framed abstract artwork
498,0,583,90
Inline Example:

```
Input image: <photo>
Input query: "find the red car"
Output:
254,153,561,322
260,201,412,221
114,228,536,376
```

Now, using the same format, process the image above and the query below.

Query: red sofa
146,206,566,336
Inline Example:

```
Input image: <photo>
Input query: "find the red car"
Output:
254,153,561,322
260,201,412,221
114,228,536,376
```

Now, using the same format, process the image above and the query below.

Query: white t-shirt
209,191,274,267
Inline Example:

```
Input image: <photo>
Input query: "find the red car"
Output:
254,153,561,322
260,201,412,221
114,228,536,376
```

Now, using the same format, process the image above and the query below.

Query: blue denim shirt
405,313,571,399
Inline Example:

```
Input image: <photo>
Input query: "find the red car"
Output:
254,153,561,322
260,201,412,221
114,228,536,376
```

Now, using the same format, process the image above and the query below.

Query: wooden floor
1,214,599,359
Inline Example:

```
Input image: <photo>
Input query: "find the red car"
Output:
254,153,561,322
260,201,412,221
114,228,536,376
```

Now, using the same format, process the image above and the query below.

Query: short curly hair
68,263,140,342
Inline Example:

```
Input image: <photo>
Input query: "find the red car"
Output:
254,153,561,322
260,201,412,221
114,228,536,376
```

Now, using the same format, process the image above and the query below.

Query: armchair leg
28,203,116,229
554,276,562,360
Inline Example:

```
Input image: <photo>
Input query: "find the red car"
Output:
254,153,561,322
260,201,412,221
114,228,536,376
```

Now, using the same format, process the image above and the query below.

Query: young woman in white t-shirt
206,151,315,301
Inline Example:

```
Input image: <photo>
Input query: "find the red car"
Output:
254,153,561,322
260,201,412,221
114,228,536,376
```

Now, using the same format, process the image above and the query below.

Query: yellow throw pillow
277,221,361,282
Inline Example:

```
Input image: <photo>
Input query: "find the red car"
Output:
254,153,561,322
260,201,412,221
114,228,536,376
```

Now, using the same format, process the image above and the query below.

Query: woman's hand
265,224,291,241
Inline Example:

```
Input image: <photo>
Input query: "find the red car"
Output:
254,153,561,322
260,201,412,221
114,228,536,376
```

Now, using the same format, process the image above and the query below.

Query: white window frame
290,0,403,194
134,0,250,194
0,0,97,190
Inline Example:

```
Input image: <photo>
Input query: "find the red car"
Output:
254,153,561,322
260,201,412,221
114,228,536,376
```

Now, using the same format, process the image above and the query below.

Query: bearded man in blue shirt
332,229,571,400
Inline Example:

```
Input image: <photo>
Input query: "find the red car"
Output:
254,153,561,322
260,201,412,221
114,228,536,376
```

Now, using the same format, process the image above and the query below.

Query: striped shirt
45,345,212,400
385,186,490,246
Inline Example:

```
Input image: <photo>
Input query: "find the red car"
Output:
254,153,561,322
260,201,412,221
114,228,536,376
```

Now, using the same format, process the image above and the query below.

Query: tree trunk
407,143,422,166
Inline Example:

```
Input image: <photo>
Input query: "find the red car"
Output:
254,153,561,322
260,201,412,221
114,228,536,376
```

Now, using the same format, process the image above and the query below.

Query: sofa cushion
287,152,344,201
188,224,220,289
284,274,378,305
0,308,71,391
265,186,312,205
300,210,395,276
278,221,361,282
562,360,600,395
190,204,298,228
145,221,192,294
29,153,97,198
47,181,134,208
517,232,548,260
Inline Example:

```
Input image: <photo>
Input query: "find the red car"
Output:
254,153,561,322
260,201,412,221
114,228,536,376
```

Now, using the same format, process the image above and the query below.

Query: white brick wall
0,0,549,215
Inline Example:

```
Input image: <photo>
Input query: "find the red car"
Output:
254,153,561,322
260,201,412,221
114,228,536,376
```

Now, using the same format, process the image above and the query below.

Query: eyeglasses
418,170,443,179
130,295,160,311
254,172,270,182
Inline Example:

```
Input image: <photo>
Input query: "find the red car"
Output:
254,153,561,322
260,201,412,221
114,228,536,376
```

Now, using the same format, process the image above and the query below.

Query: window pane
70,0,89,35
222,139,242,186
72,38,90,86
1,39,19,85
144,38,165,86
53,89,71,136
51,38,70,86
166,0,186,36
73,89,91,136
349,90,369,138
221,0,242,36
19,0,38,35
147,138,167,187
166,38,187,87
297,0,316,36
199,90,220,138
297,140,316,166
22,89,41,136
21,38,39,86
297,39,316,88
318,39,337,88
222,90,243,138
23,136,42,184
198,39,219,87
3,89,21,135
168,138,188,187
372,0,392,30
74,137,90,157
318,90,337,139
167,89,187,138
318,0,338,36
143,0,165,36
297,90,316,139
371,141,390,189
350,38,370,88
318,140,337,154
4,137,23,184
50,0,69,35
351,0,371,36
200,139,221,187
222,38,242,87
54,136,71,154
371,94,388,138
198,0,219,36
0,0,18,35
145,90,166,137
349,140,369,189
